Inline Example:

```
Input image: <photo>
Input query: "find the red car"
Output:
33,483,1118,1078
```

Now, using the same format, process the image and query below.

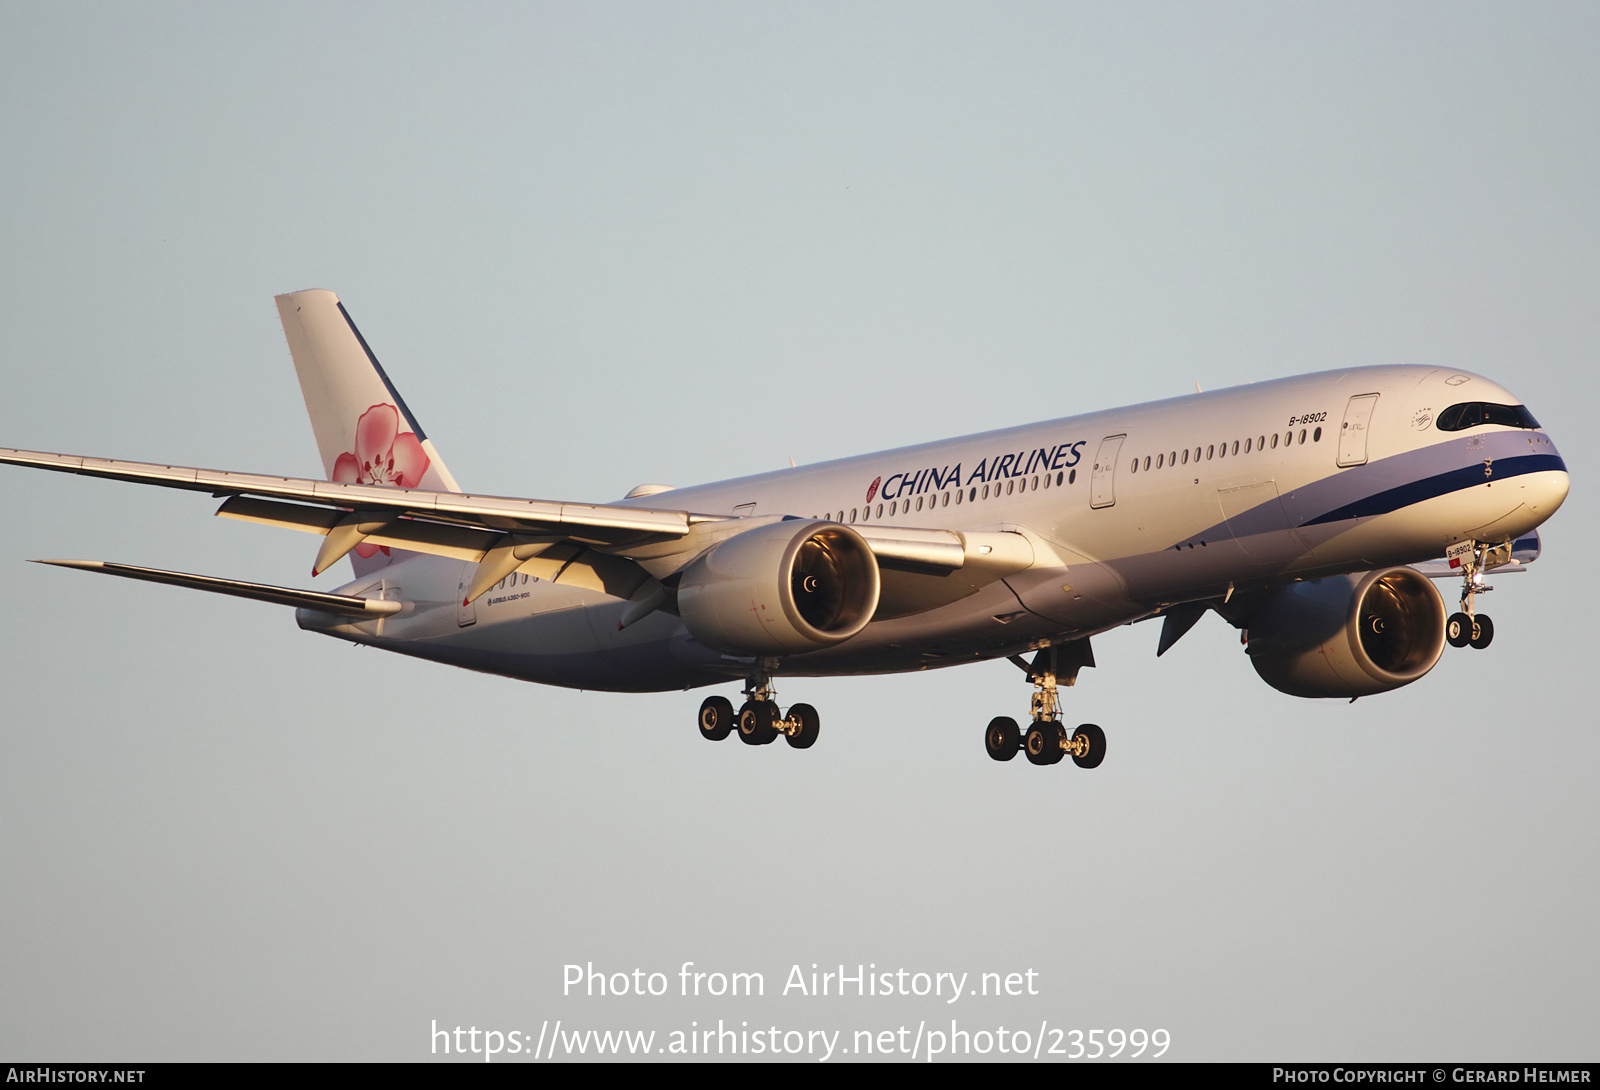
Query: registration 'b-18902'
0,291,1569,767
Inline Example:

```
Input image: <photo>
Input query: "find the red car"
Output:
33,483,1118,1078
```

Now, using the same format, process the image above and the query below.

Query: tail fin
276,289,461,576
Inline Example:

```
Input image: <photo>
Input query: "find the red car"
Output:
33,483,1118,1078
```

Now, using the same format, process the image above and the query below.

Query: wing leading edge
0,446,706,548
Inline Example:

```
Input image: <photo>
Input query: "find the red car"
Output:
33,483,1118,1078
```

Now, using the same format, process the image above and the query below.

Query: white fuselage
305,365,1568,692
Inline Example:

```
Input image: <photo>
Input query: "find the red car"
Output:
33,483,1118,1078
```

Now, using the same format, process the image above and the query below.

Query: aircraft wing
1,448,1023,609
0,447,709,549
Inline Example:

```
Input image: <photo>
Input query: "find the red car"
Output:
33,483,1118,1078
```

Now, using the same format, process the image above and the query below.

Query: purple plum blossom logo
333,404,430,558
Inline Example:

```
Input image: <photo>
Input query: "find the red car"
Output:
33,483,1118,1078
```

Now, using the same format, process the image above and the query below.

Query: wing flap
216,496,502,563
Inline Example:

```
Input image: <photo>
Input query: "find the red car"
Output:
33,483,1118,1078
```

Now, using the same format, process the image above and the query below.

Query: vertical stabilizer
276,289,461,576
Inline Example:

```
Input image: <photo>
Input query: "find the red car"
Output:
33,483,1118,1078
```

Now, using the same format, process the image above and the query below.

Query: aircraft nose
1536,464,1571,515
1520,432,1569,517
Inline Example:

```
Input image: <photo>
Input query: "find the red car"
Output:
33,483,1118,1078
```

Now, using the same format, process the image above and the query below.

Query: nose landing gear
984,640,1105,770
1446,541,1507,650
696,666,820,750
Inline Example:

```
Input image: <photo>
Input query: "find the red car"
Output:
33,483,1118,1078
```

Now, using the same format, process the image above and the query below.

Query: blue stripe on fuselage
1161,431,1565,552
1300,452,1566,526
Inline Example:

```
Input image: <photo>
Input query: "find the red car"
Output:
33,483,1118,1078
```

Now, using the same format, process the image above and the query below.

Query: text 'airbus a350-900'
1,291,1569,766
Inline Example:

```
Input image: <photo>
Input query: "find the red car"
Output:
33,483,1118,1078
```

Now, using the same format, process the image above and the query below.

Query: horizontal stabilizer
31,560,403,616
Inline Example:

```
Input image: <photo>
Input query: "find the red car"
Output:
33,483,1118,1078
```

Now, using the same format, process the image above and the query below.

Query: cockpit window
1436,402,1541,431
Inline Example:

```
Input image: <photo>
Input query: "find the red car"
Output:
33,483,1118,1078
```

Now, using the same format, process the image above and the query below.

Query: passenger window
1313,426,1322,442
1068,469,1077,485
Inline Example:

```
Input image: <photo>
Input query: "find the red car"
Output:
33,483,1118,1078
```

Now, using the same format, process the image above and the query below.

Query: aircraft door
1090,434,1126,509
1337,394,1379,467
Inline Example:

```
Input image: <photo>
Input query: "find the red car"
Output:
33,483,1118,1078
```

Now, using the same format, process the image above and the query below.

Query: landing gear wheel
1447,612,1473,648
1469,614,1495,650
698,696,735,741
1025,720,1066,766
738,700,778,745
785,703,820,749
1070,723,1106,769
984,717,1020,762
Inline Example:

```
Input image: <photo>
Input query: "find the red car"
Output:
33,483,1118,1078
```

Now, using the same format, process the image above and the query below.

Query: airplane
0,290,1570,767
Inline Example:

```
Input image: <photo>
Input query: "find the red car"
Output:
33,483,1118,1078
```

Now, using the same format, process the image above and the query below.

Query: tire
1071,723,1106,769
984,716,1020,762
1447,612,1472,648
786,703,820,749
1025,720,1065,766
698,695,735,741
1470,614,1495,650
738,700,778,745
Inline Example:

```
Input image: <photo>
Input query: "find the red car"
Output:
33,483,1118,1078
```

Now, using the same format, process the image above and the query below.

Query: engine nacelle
676,521,880,655
1245,567,1446,698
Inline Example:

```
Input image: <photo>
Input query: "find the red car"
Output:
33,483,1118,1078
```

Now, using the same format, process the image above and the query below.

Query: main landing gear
1446,541,1506,651
697,667,819,750
984,641,1106,769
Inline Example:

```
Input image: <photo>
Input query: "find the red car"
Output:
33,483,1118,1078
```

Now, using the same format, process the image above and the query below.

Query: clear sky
2,1,1595,1061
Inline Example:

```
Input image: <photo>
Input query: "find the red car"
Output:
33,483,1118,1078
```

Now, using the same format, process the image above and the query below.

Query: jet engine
676,521,881,655
1244,567,1446,698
